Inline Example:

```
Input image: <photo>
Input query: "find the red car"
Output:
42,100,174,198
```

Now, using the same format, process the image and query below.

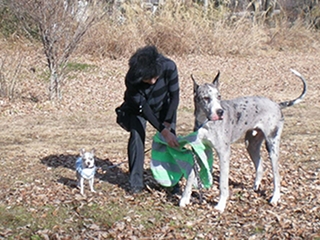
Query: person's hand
161,128,179,148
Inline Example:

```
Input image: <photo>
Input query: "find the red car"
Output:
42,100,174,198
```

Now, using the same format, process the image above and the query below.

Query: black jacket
124,56,179,132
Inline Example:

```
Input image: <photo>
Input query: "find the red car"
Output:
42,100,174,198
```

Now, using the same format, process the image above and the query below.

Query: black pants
127,111,176,189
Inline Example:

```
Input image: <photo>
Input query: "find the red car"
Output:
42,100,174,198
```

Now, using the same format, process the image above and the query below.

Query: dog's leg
180,169,196,207
80,177,84,195
215,147,231,213
89,178,96,193
265,121,283,205
76,173,80,188
266,133,282,205
245,129,265,190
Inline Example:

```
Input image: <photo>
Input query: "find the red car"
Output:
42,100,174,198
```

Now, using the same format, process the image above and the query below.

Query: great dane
179,69,307,213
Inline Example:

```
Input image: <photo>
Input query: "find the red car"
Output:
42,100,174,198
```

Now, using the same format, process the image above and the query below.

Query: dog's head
192,71,224,127
80,148,95,169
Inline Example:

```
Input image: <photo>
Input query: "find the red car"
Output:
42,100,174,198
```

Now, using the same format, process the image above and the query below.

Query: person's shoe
130,186,144,194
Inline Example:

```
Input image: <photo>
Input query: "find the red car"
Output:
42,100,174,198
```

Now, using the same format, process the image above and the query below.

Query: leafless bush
10,0,107,101
75,0,320,62
0,55,23,100
78,1,270,58
277,0,320,28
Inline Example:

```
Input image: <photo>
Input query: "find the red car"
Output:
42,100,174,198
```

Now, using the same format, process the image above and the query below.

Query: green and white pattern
150,131,214,188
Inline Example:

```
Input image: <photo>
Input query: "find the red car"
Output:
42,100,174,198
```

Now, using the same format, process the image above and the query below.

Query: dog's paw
214,203,226,213
269,194,280,206
179,197,190,207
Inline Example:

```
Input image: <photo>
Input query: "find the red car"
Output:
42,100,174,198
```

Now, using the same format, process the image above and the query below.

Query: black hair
127,45,163,85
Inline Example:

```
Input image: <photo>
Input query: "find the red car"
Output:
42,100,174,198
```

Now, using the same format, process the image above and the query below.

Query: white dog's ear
212,71,220,88
191,74,199,93
91,148,96,155
80,148,85,157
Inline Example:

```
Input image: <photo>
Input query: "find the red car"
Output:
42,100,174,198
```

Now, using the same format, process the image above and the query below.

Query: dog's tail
279,69,307,109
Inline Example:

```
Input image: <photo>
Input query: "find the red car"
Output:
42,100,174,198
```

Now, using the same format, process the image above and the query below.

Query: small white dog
76,148,97,195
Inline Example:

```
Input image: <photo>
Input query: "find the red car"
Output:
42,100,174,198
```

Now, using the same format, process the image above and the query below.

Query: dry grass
0,3,320,239
76,1,320,60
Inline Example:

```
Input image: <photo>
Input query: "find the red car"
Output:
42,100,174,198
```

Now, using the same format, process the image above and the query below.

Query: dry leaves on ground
0,52,319,239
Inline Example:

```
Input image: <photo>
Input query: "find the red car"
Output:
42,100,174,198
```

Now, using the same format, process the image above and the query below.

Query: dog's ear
191,74,199,92
212,71,220,88
91,148,96,155
80,148,85,157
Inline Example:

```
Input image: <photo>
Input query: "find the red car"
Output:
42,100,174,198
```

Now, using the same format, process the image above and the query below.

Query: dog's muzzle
209,109,224,121
217,109,224,119
85,161,95,168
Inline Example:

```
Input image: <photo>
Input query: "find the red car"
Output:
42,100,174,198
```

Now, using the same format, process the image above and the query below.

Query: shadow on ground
40,154,131,190
40,153,171,196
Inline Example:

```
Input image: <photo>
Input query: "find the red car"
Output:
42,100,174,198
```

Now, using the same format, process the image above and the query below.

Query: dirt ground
0,51,319,239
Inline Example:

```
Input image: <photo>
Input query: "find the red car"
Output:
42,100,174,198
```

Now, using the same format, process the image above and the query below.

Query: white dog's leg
253,160,264,191
266,135,282,205
89,178,96,193
215,149,231,213
245,130,265,191
79,178,84,195
180,169,196,207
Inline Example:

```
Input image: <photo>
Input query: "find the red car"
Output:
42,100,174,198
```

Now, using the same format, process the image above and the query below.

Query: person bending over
121,45,180,193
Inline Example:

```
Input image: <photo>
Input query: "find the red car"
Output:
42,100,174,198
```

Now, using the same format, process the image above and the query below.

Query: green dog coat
151,131,214,188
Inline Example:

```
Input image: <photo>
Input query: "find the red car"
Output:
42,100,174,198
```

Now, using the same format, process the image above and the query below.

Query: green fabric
150,131,214,188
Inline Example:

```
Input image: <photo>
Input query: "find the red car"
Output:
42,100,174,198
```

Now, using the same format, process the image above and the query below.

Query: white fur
76,148,96,195
181,70,306,213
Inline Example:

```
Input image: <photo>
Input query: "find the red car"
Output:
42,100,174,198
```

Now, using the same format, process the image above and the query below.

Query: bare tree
11,0,106,100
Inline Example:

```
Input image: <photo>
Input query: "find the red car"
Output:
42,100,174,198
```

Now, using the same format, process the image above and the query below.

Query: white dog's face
195,83,223,121
193,72,224,123
80,149,95,169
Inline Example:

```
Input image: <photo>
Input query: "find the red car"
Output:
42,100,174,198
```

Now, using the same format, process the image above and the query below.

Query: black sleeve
142,60,179,132
142,104,166,132
164,62,179,123
124,71,143,113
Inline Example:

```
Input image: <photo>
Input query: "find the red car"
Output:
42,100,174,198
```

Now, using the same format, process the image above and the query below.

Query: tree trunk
49,70,60,101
